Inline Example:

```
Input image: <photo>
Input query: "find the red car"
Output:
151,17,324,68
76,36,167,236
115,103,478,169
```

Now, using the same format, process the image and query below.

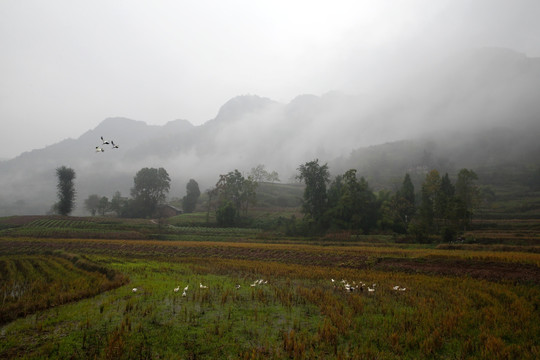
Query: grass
0,216,539,358
1,253,538,359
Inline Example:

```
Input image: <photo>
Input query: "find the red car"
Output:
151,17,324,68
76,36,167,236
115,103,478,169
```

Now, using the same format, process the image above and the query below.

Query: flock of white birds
130,278,407,296
131,279,269,295
332,279,407,293
95,136,119,153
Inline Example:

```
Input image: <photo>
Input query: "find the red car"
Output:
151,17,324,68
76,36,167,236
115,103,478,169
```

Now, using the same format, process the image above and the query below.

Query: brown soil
375,258,540,284
1,238,539,284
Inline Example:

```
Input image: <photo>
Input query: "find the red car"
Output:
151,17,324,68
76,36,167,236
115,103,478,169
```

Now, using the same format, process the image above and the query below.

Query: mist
1,1,539,215
1,1,540,159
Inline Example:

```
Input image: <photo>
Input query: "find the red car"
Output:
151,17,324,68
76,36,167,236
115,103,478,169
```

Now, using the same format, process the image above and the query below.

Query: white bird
200,283,208,289
250,281,257,287
132,288,138,293
111,140,119,149
368,287,375,292
174,286,180,293
182,291,187,297
235,284,241,289
184,285,189,291
393,285,400,291
95,146,104,152
399,287,406,291
331,279,335,283
101,136,109,145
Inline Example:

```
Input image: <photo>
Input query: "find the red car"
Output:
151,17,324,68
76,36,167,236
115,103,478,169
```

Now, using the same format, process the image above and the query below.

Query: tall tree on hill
182,179,201,213
297,159,330,227
249,164,281,183
130,167,171,218
54,166,76,216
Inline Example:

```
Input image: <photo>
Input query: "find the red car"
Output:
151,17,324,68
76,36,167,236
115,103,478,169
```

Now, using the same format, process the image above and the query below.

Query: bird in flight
111,140,119,149
101,136,110,145
95,146,105,152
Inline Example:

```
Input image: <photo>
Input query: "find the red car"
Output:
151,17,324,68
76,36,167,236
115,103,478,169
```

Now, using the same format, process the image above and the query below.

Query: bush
216,201,236,227
441,226,457,243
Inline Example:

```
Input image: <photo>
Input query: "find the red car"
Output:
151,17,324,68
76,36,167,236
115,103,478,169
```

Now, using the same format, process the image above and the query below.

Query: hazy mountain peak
97,117,148,128
214,95,278,122
163,119,194,131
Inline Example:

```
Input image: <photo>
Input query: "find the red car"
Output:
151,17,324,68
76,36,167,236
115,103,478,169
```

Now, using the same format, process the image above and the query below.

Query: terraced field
0,216,539,359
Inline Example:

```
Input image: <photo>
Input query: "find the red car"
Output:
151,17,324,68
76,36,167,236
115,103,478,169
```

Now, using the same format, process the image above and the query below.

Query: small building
157,204,182,218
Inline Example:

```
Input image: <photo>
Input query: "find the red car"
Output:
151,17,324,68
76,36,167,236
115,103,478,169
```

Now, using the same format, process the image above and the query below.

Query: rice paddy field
0,215,539,359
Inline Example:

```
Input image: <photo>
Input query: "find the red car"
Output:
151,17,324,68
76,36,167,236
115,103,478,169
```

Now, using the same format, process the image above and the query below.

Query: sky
1,0,539,160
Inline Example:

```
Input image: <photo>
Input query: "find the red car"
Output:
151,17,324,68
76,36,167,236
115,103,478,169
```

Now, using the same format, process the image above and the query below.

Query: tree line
296,159,480,242
53,161,479,241
54,166,198,218
54,164,270,223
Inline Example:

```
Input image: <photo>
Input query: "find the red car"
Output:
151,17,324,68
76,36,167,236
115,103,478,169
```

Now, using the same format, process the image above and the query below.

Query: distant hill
333,120,540,188
1,47,539,216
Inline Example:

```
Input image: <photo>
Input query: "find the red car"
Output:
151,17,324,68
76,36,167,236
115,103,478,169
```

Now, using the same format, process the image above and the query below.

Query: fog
1,1,539,215
1,0,539,160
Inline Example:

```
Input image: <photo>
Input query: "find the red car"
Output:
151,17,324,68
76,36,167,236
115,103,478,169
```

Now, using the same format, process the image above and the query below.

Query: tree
110,191,126,216
183,179,201,213
84,194,100,216
214,170,258,220
326,169,378,232
435,173,455,222
130,167,171,218
216,201,236,227
399,173,415,208
98,196,109,216
267,170,280,183
419,169,441,234
54,166,76,216
436,173,458,241
297,159,330,226
249,164,269,182
455,168,480,229
394,173,416,230
249,164,280,183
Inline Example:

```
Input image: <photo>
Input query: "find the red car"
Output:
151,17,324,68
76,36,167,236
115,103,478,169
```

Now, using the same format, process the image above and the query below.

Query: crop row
26,219,96,229
1,238,539,284
0,254,128,325
168,225,262,235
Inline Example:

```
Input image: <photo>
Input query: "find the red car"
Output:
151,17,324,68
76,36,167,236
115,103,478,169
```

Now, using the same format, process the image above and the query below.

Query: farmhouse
157,204,182,218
